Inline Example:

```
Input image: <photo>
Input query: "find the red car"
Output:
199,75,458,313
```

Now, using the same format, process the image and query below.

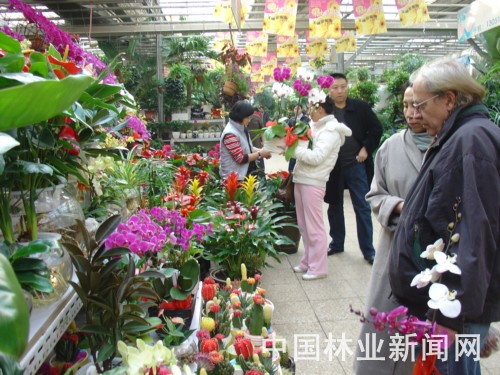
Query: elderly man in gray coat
353,86,433,374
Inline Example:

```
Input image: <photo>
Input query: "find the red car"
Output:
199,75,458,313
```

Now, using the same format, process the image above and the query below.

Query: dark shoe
364,256,375,265
327,248,344,256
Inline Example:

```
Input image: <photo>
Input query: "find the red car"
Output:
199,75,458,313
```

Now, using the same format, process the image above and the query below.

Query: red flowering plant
201,172,293,279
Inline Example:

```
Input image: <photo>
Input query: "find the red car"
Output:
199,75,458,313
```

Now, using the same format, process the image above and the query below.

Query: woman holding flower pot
219,101,272,181
292,89,351,281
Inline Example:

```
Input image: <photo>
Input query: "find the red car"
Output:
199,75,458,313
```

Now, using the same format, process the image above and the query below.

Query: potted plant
63,216,163,373
218,41,251,97
180,121,192,138
166,120,183,139
202,173,293,280
266,171,301,254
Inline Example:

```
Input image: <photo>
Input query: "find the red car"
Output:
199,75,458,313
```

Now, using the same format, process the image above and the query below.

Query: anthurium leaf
157,267,177,278
0,74,94,131
86,83,122,98
285,142,298,161
0,33,21,54
0,72,45,86
0,54,25,73
0,253,29,359
28,52,49,78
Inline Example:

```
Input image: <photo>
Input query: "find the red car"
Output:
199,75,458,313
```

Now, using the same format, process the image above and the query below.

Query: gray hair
409,57,485,108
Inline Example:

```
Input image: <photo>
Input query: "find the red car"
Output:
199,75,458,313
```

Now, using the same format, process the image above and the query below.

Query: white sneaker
302,273,327,281
292,265,307,273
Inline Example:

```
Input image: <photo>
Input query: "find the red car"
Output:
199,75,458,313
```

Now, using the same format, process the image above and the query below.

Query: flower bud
241,263,247,280
226,277,231,287
369,307,378,316
263,304,273,324
447,222,454,230
451,233,460,243
457,212,462,220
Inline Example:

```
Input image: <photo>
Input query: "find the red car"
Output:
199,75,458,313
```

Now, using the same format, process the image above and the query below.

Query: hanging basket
222,81,238,97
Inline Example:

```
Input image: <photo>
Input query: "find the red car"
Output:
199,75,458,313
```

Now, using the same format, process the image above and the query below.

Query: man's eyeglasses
412,94,440,113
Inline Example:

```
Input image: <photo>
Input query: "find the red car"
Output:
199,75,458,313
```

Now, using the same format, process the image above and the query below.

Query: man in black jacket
325,73,383,265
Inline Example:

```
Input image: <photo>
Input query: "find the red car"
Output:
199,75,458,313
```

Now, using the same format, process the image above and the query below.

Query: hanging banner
251,63,264,83
353,0,387,35
214,0,248,27
457,0,500,42
213,32,232,51
245,31,268,57
395,0,430,26
261,52,278,76
335,31,357,52
277,34,299,58
263,0,298,37
308,0,342,39
285,56,302,76
305,31,329,59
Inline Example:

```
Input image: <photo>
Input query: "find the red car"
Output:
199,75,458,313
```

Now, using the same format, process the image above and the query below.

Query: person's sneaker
292,265,307,273
327,248,344,256
302,273,327,281
364,255,375,265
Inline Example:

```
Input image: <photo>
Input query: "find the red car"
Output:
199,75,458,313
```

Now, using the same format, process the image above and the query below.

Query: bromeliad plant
202,172,293,279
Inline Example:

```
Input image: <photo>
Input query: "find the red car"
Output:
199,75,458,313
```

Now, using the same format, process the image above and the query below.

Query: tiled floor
261,156,500,375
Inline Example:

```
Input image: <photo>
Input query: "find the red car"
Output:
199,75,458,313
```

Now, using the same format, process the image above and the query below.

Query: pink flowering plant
260,67,335,160
105,206,213,269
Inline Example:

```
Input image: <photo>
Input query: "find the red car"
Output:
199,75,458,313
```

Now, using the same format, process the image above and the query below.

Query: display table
20,275,82,375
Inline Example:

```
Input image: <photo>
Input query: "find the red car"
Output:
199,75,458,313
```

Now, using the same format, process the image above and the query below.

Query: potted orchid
258,67,333,160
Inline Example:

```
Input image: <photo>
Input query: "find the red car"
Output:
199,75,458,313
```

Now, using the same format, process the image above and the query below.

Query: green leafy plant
151,258,200,302
63,216,163,372
160,317,195,347
346,67,379,108
0,253,30,359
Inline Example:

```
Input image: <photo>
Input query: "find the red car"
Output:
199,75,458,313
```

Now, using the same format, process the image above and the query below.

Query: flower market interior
0,0,499,374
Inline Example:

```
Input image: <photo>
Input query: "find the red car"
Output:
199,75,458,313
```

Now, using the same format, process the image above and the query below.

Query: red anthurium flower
48,55,81,75
285,127,298,147
265,121,277,128
58,125,80,141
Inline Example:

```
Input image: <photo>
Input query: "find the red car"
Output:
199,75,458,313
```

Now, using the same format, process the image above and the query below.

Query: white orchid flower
272,82,293,98
0,132,20,155
410,268,440,288
428,282,462,318
308,88,326,106
420,238,445,260
433,251,462,275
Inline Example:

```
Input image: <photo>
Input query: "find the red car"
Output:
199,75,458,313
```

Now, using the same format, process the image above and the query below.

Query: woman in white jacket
292,93,352,280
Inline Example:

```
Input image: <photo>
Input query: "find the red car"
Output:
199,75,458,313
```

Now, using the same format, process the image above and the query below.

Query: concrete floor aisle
260,155,500,375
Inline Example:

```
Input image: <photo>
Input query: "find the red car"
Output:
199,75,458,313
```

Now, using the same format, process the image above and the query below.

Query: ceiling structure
0,0,475,73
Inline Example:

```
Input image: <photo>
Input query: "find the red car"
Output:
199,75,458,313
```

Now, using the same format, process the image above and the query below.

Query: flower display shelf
168,119,224,146
19,273,82,375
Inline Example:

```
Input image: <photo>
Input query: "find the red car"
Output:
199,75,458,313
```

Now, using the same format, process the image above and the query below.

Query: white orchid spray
411,197,463,318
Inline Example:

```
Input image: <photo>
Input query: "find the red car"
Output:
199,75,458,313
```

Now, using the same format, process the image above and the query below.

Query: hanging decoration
353,0,388,35
245,31,268,57
262,0,298,37
305,31,329,59
308,0,342,39
213,32,232,51
276,34,299,58
335,31,357,52
250,63,264,83
395,0,430,26
285,56,302,76
260,52,278,76
213,0,248,27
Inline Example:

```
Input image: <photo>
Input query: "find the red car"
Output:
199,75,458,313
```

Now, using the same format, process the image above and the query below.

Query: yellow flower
201,317,216,332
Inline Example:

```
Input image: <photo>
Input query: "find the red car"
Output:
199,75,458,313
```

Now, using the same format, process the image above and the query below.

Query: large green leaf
17,160,53,175
10,242,50,261
0,74,94,131
0,33,21,54
0,253,29,359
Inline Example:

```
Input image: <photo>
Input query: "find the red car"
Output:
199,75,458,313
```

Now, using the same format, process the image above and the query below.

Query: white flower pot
172,131,181,139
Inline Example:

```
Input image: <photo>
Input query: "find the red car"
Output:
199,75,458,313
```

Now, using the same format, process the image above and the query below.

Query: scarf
411,130,434,152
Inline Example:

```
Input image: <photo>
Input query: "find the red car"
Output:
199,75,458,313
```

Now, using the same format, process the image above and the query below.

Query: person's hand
394,201,404,214
261,150,272,159
356,146,368,163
